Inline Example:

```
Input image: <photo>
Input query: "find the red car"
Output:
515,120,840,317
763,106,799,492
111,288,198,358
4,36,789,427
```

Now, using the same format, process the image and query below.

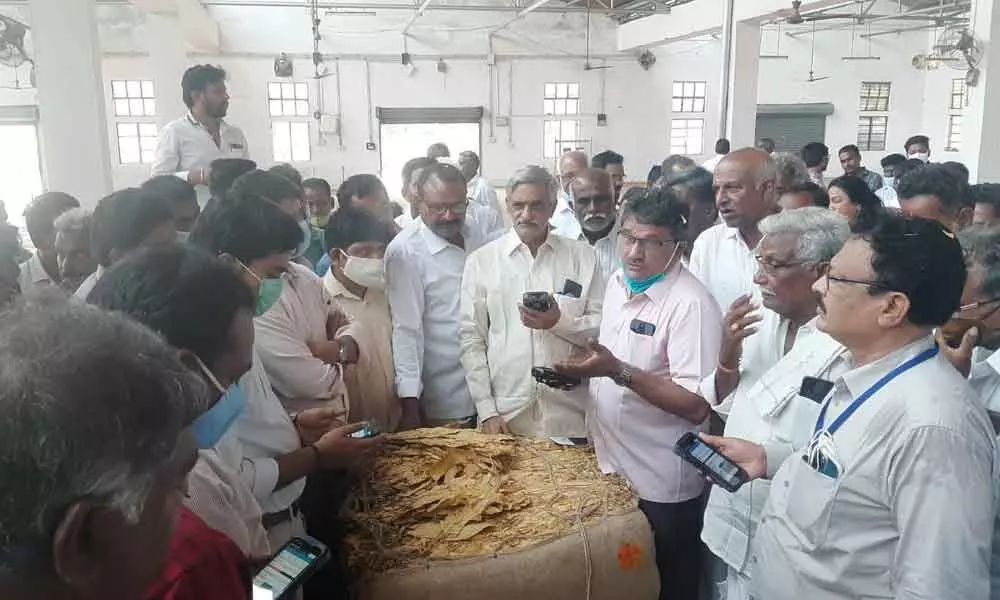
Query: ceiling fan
806,23,830,82
583,0,613,71
786,0,862,25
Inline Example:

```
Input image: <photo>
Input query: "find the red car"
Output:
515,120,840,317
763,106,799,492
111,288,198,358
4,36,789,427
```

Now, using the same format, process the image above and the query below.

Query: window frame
946,78,966,152
543,82,582,159
268,81,312,163
856,81,891,151
110,79,158,165
671,81,707,114
669,118,705,155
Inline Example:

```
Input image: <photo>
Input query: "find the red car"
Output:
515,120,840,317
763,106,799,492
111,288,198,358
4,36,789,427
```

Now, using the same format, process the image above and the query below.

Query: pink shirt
589,263,723,503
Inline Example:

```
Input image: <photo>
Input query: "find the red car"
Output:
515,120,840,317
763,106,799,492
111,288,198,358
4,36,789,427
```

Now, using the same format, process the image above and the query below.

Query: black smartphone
252,535,330,599
522,291,551,312
531,366,581,390
350,421,381,439
673,432,749,493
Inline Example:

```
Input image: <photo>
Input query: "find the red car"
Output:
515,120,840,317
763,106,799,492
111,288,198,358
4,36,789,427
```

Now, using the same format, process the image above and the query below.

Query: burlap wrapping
344,429,658,600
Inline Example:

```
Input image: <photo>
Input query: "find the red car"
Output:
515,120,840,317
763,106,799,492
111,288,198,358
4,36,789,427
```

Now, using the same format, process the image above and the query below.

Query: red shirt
144,507,251,600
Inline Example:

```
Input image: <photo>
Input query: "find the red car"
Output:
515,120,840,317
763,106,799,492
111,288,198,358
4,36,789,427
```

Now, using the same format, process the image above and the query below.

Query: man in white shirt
75,188,178,300
386,162,496,428
461,166,602,438
18,192,79,292
697,208,851,599
702,138,731,173
550,150,588,239
459,150,502,217
152,65,250,208
553,168,619,285
690,148,778,311
52,208,97,294
875,153,906,210
554,187,722,600
322,206,401,432
191,193,382,549
705,215,998,600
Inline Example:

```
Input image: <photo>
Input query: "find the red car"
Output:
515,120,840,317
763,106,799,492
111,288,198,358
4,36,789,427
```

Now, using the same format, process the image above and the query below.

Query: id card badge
630,319,656,336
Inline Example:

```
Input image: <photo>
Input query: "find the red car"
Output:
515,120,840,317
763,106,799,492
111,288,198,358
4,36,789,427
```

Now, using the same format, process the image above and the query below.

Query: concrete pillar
725,22,761,148
963,0,1000,183
29,0,112,204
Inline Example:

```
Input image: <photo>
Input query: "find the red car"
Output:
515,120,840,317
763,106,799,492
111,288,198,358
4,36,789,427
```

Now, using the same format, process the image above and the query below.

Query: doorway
0,120,44,246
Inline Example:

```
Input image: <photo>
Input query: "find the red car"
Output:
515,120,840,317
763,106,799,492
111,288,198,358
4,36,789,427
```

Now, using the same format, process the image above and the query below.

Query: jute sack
355,509,657,600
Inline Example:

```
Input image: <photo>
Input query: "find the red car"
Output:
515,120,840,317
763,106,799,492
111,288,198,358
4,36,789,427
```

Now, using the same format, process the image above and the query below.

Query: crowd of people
2,63,1000,600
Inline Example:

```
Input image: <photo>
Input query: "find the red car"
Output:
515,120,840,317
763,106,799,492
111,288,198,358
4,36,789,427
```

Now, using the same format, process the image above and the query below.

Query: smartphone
350,421,381,439
252,535,330,600
522,291,551,312
673,432,748,493
531,366,581,390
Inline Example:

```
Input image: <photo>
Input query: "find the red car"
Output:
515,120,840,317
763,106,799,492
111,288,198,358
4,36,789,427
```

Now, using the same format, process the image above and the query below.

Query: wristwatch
612,364,634,388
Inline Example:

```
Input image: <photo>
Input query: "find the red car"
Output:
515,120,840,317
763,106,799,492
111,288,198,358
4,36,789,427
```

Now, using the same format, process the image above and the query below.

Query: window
946,78,966,152
858,82,891,112
857,82,891,151
111,79,157,164
856,116,888,153
543,83,581,159
267,82,310,117
117,123,158,165
269,82,311,162
670,119,704,155
272,121,310,163
111,80,156,117
672,81,707,113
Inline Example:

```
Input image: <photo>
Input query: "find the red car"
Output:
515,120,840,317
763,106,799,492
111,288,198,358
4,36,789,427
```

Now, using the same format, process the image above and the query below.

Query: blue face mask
295,220,311,258
623,270,666,294
883,176,894,189
191,357,245,449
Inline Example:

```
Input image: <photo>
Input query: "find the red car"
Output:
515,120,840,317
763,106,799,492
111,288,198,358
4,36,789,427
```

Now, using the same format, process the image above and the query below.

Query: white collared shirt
460,230,603,438
589,264,723,503
550,191,582,240
235,350,307,514
385,219,492,420
152,113,250,207
17,253,53,292
970,348,1000,412
467,174,502,216
752,335,998,600
702,154,724,172
876,185,900,210
254,262,345,412
72,265,104,300
689,222,760,312
322,272,400,432
701,316,848,574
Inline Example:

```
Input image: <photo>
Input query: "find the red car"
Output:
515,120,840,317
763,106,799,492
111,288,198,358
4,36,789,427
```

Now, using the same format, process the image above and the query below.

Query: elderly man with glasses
704,215,997,600
697,207,852,600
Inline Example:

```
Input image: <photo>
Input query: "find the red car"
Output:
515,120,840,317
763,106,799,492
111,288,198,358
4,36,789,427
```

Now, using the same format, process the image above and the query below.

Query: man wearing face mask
557,168,619,285
191,196,381,551
554,187,723,600
231,170,318,268
460,166,603,437
904,134,931,163
323,206,401,432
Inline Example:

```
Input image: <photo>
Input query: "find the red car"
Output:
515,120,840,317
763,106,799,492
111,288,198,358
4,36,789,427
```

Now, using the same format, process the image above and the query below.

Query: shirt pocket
783,454,840,551
555,295,587,319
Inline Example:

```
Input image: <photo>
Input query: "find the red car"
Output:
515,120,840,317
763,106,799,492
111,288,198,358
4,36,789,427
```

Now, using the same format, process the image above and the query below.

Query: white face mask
909,152,930,163
341,251,386,291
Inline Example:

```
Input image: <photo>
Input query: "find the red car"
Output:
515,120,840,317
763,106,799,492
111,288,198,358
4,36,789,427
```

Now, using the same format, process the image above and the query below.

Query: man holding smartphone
554,187,722,600
460,165,602,438
704,215,997,600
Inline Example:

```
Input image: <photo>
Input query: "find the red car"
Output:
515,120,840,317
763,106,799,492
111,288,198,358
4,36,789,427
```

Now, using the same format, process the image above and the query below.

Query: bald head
558,151,589,193
571,168,616,239
570,168,613,198
714,147,778,231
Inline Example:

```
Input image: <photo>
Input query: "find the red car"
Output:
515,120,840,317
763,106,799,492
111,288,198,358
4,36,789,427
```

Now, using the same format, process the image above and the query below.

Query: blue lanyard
814,345,938,436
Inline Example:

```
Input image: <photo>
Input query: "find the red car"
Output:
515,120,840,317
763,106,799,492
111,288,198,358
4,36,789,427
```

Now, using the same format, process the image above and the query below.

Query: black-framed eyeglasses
753,254,805,276
824,274,896,294
424,199,469,216
619,230,676,252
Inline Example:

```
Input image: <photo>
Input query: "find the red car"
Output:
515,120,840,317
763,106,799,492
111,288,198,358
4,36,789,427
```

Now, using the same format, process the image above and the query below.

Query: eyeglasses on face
956,297,1000,319
823,273,895,294
619,230,675,252
424,199,469,216
753,253,805,276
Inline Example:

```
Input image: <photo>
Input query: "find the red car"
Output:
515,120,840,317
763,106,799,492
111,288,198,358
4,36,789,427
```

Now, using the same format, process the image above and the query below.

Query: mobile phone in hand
252,535,330,599
522,291,551,312
673,432,748,493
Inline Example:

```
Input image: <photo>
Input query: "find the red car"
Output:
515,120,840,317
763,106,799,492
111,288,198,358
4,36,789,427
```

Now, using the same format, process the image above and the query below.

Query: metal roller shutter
755,103,833,154
376,107,484,124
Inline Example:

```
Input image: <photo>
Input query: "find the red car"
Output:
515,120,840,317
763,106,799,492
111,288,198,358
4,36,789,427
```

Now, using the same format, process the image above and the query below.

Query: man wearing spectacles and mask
554,187,722,600
460,166,603,438
703,215,998,600
386,162,500,429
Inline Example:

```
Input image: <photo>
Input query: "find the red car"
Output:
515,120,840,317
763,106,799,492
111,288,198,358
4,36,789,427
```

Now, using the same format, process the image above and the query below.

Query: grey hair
759,206,850,264
0,293,208,571
771,152,810,188
53,207,92,235
755,154,779,187
506,165,558,203
959,226,1000,297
